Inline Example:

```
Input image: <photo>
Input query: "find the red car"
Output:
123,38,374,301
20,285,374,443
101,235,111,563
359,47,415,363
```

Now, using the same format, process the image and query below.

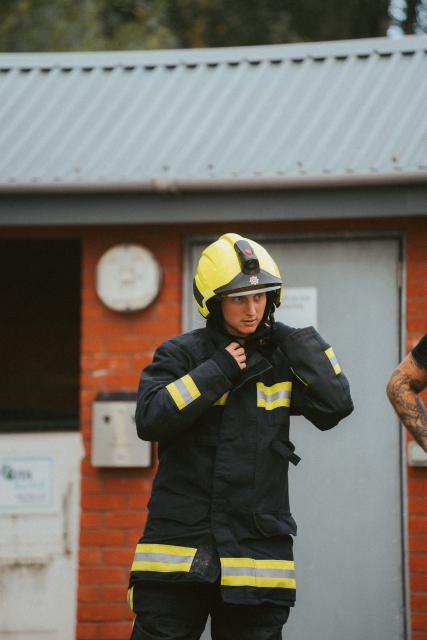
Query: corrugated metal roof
1,35,427,192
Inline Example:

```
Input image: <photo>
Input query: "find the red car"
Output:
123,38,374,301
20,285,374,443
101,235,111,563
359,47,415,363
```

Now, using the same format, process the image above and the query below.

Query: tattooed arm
386,353,427,453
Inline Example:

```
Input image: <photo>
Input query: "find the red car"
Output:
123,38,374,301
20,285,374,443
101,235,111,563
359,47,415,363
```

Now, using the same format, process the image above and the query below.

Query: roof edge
1,171,427,194
1,34,427,69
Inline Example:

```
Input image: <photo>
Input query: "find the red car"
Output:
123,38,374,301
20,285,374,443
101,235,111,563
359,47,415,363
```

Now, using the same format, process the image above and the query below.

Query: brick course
78,230,182,638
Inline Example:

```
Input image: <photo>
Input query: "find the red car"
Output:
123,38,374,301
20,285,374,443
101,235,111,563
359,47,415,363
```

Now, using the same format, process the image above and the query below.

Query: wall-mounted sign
96,244,162,312
0,457,54,513
275,286,318,329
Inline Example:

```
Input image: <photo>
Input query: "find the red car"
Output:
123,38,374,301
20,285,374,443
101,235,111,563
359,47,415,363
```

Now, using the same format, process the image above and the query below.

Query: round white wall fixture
96,244,162,312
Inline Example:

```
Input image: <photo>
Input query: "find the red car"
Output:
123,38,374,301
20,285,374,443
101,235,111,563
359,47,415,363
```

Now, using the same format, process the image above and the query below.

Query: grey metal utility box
91,392,151,468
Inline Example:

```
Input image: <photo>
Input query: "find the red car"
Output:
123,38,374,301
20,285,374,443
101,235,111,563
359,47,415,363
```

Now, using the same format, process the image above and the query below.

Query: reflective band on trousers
325,347,341,375
220,557,296,589
256,381,292,410
166,374,201,410
131,543,197,573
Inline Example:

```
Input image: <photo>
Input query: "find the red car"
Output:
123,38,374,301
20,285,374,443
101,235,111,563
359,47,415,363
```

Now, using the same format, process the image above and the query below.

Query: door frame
183,230,408,639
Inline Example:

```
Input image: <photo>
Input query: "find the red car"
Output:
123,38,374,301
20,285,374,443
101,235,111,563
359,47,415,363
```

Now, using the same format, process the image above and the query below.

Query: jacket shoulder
156,328,209,359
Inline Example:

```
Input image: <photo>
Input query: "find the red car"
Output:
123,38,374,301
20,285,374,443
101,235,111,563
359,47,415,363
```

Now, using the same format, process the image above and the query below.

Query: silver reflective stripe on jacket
256,381,292,410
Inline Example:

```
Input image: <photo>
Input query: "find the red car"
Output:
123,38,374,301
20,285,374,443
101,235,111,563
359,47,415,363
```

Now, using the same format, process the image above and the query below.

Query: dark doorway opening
0,238,81,431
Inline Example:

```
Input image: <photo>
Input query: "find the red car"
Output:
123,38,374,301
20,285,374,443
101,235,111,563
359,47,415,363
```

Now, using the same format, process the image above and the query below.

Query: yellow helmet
193,233,283,318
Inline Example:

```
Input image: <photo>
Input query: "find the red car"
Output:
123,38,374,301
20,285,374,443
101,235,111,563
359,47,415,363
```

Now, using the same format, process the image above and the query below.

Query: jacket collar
234,350,273,391
205,321,273,389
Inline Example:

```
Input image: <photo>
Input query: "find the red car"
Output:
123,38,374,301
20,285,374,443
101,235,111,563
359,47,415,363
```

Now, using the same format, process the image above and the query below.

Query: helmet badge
249,275,259,285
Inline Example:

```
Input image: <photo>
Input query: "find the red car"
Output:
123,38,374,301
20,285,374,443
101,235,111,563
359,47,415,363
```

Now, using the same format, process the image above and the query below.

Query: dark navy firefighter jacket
128,322,353,609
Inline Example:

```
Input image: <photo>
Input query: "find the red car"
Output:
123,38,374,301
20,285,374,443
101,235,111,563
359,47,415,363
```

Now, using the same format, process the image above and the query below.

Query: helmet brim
220,284,282,297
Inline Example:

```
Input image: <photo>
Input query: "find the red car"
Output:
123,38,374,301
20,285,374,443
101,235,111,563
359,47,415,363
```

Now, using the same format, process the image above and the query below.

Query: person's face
221,292,267,338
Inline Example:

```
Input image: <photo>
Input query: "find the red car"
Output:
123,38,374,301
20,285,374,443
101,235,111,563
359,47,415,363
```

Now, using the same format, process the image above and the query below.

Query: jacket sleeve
135,337,241,442
277,324,354,430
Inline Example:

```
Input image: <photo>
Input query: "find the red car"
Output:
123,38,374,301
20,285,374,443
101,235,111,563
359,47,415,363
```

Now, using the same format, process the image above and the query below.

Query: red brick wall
406,225,427,640
69,217,426,639
78,229,182,640
0,217,425,638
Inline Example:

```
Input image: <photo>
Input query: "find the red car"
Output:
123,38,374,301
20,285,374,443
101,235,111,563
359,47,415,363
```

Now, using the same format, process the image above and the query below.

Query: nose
246,298,256,315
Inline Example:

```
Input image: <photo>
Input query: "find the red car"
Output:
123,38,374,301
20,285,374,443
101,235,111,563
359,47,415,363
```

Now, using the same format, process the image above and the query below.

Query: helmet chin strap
264,291,277,326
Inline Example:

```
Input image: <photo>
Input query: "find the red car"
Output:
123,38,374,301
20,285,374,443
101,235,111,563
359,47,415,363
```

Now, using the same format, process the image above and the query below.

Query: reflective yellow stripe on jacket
325,347,341,375
131,543,197,573
220,557,296,589
127,586,134,610
256,381,292,410
214,392,229,406
166,374,201,410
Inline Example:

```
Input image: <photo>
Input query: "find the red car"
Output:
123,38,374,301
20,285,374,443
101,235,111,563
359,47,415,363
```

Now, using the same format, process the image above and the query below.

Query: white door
186,236,405,640
0,432,84,639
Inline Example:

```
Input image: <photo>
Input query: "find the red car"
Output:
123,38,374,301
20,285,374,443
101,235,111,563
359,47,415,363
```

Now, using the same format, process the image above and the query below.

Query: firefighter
128,233,354,640
386,333,427,453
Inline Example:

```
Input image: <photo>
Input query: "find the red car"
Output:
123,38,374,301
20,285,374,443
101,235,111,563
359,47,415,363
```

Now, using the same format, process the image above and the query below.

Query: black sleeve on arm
280,325,354,430
412,334,427,370
135,338,241,442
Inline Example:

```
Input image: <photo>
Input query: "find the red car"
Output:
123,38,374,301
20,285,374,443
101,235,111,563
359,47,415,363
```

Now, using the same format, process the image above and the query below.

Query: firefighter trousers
129,580,291,640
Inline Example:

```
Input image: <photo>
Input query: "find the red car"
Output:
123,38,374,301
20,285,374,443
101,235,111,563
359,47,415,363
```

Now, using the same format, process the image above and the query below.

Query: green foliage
0,0,176,52
0,0,103,51
161,0,391,48
97,0,177,49
0,0,417,53
163,0,295,48
285,0,390,42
